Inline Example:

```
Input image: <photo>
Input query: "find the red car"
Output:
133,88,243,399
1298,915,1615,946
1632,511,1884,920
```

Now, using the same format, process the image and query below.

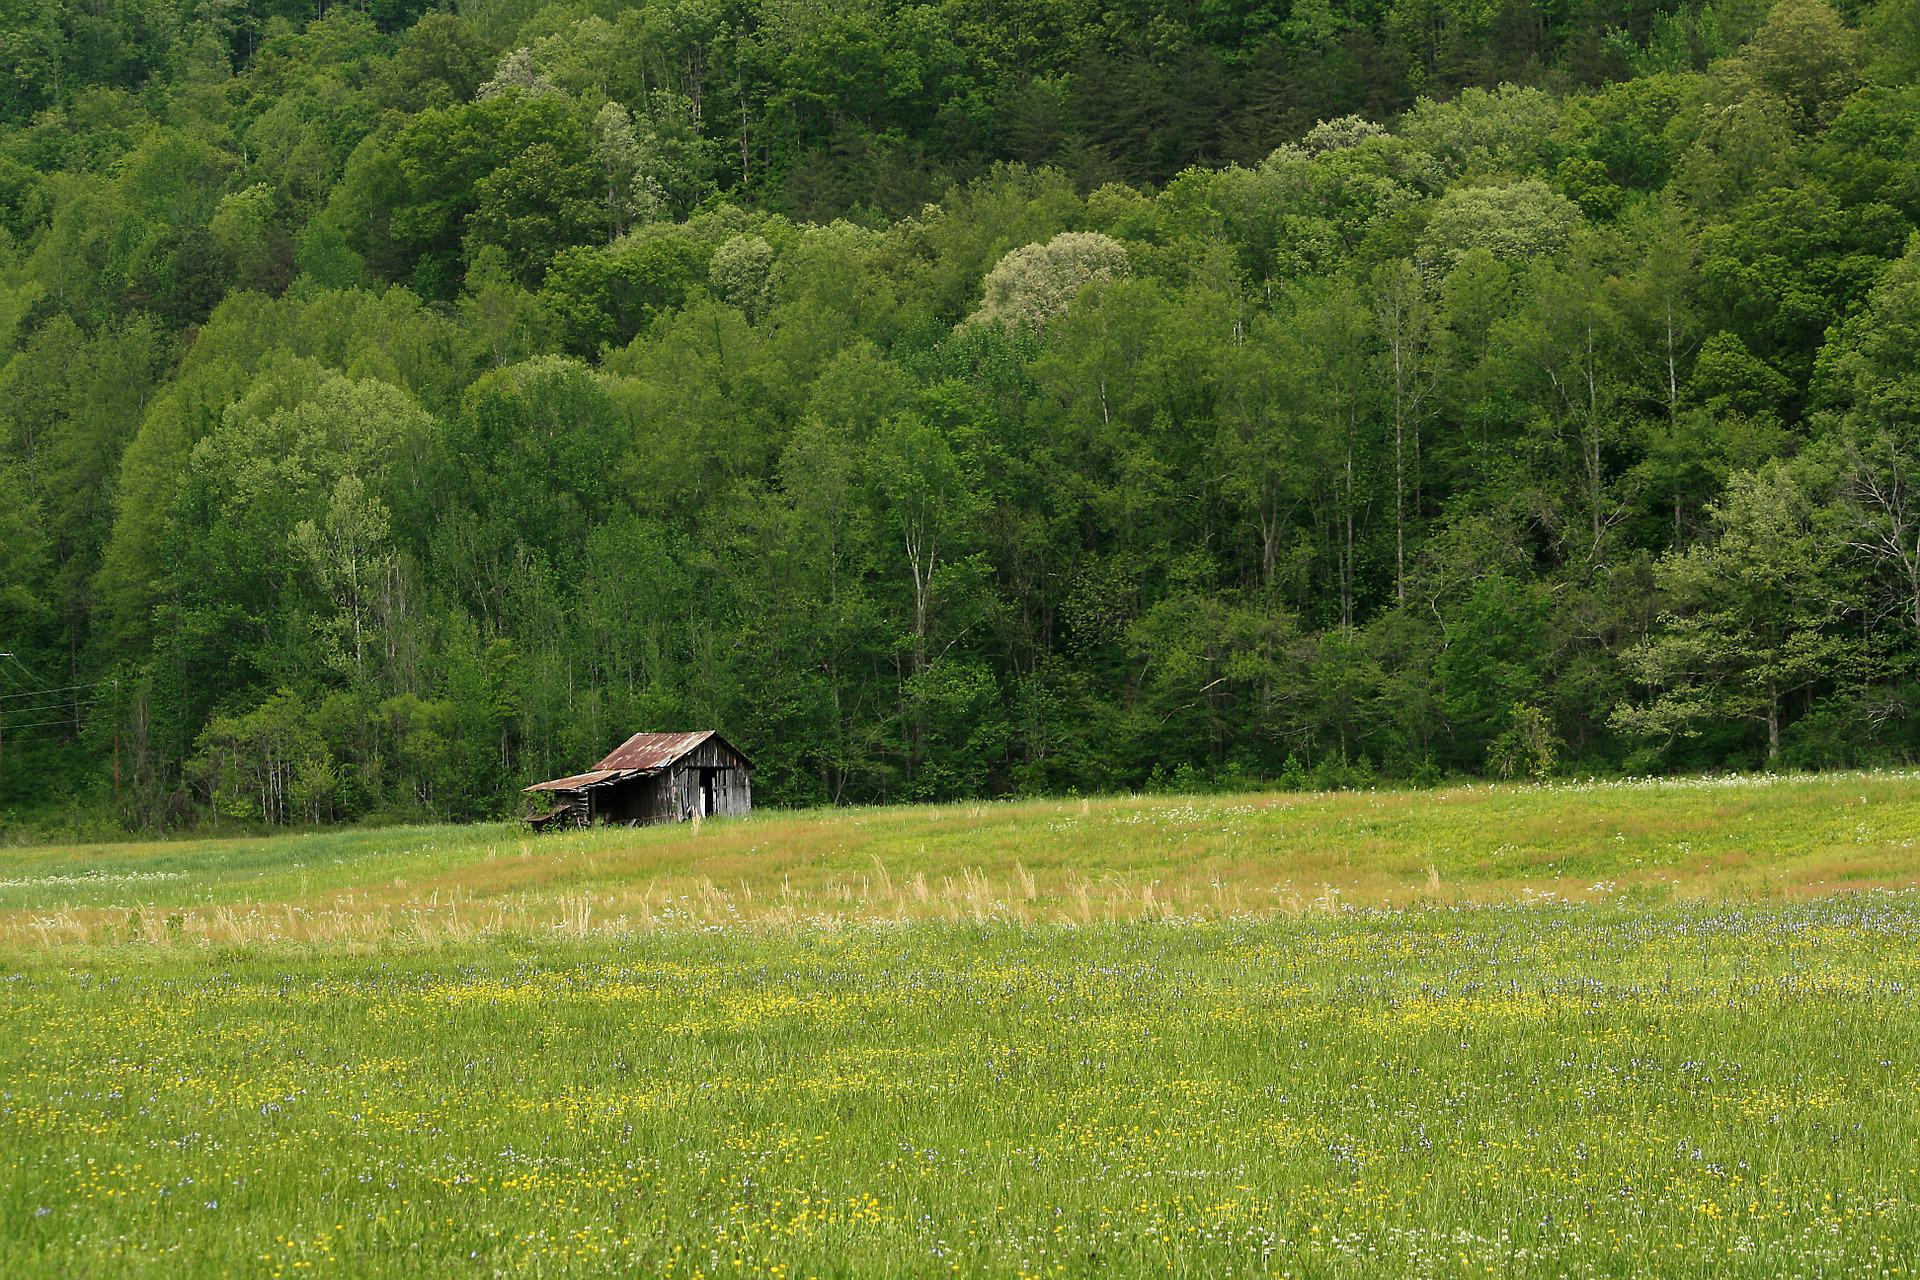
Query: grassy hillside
8,775,1920,1277
5,771,1920,945
9,903,1920,1278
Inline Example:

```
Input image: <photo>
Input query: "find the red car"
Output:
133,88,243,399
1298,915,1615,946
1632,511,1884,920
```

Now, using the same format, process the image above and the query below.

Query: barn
524,731,752,830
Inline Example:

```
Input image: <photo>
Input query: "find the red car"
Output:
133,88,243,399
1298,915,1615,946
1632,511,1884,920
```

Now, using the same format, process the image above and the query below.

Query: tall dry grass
8,769,1920,947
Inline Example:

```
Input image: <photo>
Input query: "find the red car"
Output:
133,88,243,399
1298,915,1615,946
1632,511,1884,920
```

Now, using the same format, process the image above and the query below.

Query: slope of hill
7,775,1920,1276
7,771,1919,944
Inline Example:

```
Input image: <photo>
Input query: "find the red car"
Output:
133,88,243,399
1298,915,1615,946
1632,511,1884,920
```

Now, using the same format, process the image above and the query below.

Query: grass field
7,772,1920,1276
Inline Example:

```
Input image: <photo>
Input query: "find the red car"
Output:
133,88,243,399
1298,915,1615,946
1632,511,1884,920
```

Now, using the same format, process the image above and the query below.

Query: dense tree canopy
3,0,1920,834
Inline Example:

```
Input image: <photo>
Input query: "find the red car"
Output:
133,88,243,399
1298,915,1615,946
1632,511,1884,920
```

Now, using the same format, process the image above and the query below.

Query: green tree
1615,461,1856,764
467,141,599,285
963,231,1130,332
1735,0,1861,131
0,462,46,637
1814,240,1920,644
539,233,704,355
431,356,624,620
210,183,290,294
291,473,395,684
385,92,596,295
864,407,986,789
1438,573,1549,766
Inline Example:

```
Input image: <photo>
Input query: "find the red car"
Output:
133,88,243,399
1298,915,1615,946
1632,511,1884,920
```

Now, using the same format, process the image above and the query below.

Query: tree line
3,0,1920,833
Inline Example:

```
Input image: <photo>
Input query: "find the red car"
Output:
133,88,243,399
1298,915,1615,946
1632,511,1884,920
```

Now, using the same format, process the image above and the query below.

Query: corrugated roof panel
593,730,716,772
524,730,751,794
523,768,635,793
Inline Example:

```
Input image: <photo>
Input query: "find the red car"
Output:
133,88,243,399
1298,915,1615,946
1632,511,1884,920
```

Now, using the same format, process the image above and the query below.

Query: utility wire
0,696,97,723
0,655,60,697
0,703,97,722
0,690,101,725
0,692,103,710
0,681,109,702
0,697,104,718
0,656,109,698
0,715,96,733
1,652,45,685
0,658,110,753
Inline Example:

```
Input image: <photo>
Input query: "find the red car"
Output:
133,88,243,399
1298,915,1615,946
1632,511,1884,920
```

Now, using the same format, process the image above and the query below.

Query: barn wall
657,758,753,820
714,767,750,816
593,775,669,823
648,773,678,823
689,738,752,819
683,740,749,770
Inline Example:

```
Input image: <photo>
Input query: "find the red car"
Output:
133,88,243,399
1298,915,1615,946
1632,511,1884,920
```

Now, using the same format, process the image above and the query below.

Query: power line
0,695,98,725
0,659,109,764
0,706,97,725
0,687,101,711
0,655,108,693
0,715,94,732
0,654,61,697
0,652,43,685
0,689,104,707
0,683,107,704
0,691,98,710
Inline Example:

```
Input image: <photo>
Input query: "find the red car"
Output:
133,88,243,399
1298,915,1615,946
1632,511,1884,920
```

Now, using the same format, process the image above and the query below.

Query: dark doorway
699,767,718,816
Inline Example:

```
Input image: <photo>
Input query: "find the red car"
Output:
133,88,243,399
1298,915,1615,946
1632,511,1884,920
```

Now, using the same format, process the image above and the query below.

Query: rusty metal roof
525,730,751,793
523,768,635,793
593,730,720,772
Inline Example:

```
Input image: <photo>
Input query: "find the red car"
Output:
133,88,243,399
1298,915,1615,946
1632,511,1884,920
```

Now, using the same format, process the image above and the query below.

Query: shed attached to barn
524,731,752,830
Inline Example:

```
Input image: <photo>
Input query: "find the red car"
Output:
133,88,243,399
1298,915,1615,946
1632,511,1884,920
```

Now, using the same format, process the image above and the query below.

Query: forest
2,0,1919,833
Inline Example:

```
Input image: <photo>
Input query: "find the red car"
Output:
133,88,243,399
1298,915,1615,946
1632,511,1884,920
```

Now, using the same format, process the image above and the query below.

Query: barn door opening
698,767,718,817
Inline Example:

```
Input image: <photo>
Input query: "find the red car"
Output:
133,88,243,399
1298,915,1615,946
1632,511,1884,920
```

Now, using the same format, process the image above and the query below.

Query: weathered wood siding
594,774,673,824
714,766,751,816
675,738,752,820
660,764,747,820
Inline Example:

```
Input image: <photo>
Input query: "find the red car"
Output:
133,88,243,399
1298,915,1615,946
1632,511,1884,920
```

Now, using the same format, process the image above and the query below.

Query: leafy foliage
4,0,1920,833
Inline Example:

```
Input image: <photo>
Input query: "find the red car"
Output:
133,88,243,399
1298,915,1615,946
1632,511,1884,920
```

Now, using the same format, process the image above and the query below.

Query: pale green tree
1417,180,1583,278
1372,259,1439,603
477,48,559,100
1614,461,1855,763
291,473,395,684
1736,0,1862,130
591,101,663,239
964,231,1129,332
709,233,775,320
1397,85,1561,178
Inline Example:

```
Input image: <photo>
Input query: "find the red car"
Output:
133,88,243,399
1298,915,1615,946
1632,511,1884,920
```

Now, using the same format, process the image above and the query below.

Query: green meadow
7,773,1920,1277
7,771,1920,943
